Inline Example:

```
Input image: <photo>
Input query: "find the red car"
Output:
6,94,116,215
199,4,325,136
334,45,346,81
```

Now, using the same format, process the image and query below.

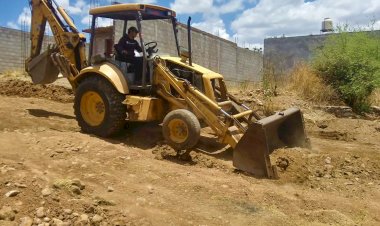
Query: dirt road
0,78,379,225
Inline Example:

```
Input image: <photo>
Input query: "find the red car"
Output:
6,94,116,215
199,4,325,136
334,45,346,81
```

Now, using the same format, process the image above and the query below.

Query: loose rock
52,218,63,225
41,187,52,197
0,206,16,221
94,196,116,206
77,214,89,224
107,186,114,192
43,217,51,222
64,209,72,215
15,183,28,188
276,157,290,171
19,216,33,226
36,207,46,218
92,214,103,223
5,190,20,197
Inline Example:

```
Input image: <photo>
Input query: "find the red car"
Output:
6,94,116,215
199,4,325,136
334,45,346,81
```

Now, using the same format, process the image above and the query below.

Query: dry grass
370,89,380,106
287,63,339,104
226,80,261,93
262,98,277,116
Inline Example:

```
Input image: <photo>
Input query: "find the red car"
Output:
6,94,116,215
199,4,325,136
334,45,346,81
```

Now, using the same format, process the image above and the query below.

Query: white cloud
56,0,69,8
106,0,157,4
6,0,90,30
218,0,244,14
81,15,91,25
231,0,380,47
17,7,32,27
193,18,230,40
132,0,156,3
171,0,245,42
170,0,213,14
6,22,19,29
67,0,90,15
170,0,243,15
81,15,113,27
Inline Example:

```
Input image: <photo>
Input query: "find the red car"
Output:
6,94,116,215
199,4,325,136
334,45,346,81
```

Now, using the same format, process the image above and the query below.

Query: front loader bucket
233,107,309,178
26,48,59,84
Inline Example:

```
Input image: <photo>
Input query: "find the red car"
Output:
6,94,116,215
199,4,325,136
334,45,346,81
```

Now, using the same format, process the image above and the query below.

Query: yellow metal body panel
123,96,165,121
162,56,223,80
90,4,176,16
75,62,129,94
161,56,223,102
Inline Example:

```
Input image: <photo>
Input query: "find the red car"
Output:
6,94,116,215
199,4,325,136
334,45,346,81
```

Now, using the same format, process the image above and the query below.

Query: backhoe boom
26,0,87,82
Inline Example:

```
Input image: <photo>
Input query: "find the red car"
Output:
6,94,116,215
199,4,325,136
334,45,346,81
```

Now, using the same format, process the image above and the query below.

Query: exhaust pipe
187,17,192,66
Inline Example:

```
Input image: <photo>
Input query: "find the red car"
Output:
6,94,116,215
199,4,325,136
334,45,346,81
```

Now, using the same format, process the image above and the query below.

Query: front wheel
162,109,201,150
74,76,126,137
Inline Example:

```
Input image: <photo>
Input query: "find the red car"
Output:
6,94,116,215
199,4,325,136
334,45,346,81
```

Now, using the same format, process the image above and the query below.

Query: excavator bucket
233,107,309,178
26,47,59,84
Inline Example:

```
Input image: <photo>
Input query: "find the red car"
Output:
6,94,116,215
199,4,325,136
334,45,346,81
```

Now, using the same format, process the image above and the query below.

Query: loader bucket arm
233,107,310,178
154,58,309,179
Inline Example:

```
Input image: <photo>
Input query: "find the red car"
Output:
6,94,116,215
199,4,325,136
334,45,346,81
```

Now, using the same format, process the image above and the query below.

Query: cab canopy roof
89,4,176,20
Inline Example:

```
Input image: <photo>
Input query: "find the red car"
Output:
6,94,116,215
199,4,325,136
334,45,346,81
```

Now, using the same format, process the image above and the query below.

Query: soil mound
0,79,73,103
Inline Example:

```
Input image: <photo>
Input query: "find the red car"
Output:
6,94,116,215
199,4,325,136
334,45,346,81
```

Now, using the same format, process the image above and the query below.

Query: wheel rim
80,91,105,126
168,119,189,143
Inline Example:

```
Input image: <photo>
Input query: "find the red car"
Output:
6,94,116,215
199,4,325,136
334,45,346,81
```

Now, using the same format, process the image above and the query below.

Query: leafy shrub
313,25,380,112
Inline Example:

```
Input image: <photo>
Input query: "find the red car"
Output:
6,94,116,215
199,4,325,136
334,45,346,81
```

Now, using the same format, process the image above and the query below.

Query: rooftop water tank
321,18,333,32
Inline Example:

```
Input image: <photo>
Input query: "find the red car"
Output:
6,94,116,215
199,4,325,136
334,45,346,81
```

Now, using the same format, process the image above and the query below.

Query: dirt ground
0,75,379,226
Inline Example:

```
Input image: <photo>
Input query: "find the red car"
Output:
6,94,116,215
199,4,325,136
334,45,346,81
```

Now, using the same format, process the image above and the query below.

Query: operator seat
113,44,150,88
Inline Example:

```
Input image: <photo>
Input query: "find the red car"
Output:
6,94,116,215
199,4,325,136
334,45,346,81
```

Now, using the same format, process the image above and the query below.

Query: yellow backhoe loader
26,0,309,178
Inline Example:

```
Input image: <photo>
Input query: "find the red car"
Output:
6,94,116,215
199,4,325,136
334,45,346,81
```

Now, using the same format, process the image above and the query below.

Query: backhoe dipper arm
27,0,87,75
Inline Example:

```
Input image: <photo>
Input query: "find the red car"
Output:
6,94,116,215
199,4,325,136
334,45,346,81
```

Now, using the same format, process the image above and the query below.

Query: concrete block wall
0,22,263,83
0,26,55,73
115,20,262,82
264,30,380,76
0,27,29,71
263,34,327,76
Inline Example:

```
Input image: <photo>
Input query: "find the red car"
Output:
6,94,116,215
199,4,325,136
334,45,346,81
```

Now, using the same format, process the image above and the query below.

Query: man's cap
128,26,139,33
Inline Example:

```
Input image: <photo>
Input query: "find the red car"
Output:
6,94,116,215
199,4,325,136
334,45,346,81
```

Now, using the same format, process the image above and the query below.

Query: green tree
313,24,380,112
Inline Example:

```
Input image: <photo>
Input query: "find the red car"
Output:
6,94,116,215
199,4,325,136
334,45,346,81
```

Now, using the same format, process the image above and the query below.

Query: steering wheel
145,41,158,57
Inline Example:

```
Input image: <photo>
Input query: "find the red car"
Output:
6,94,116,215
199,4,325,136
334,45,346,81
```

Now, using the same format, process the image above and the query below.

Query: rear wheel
162,109,200,150
74,76,126,137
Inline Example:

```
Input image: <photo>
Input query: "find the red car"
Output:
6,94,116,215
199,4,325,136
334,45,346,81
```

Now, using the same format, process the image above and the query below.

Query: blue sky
1,0,379,48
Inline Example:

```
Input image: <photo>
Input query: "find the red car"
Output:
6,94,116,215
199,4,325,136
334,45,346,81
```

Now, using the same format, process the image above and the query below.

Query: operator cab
88,4,180,92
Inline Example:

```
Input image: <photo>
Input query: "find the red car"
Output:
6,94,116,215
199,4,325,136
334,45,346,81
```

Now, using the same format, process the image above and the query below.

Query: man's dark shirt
116,35,143,61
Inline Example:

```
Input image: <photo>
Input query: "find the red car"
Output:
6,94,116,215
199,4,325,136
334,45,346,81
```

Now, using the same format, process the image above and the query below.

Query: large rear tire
162,109,201,150
74,76,126,137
